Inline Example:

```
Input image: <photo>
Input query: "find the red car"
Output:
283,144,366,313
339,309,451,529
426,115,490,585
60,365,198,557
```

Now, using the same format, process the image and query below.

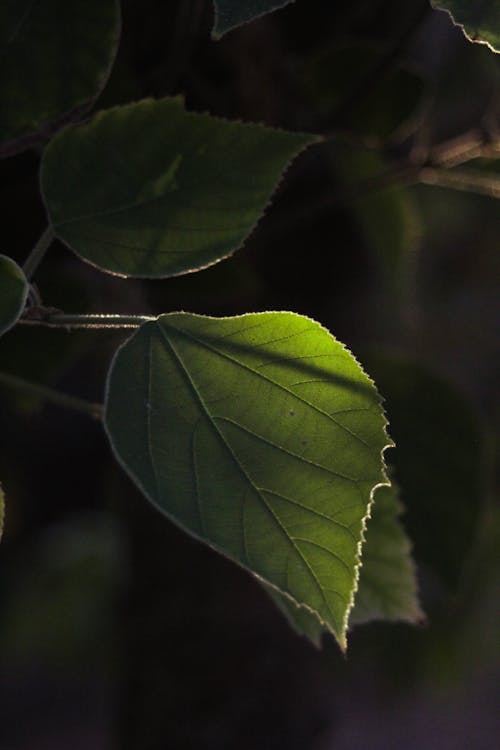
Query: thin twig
23,226,55,280
0,371,104,420
21,312,156,329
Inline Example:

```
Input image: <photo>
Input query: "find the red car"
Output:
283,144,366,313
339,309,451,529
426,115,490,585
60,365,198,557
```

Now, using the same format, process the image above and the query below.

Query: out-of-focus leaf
0,513,125,665
335,145,421,298
212,0,295,38
431,1,500,52
0,0,121,157
0,255,29,338
41,97,315,279
105,311,391,650
302,43,426,141
364,354,483,587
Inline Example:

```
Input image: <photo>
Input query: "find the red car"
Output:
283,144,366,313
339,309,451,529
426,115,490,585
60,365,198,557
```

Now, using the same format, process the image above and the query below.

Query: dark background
0,1,499,747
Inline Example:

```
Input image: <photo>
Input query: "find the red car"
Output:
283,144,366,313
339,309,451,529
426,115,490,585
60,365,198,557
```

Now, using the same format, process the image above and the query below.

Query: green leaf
0,0,121,157
41,98,314,279
431,1,500,52
104,311,392,650
212,0,295,38
265,481,423,644
364,354,483,587
0,255,29,338
302,43,426,141
350,482,423,626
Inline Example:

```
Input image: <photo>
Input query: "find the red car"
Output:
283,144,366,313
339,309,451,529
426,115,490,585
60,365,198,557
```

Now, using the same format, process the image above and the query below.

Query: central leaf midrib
155,323,343,634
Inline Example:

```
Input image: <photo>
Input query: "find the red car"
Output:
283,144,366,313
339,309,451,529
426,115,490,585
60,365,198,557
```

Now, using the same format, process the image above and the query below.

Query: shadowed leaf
0,0,120,157
212,0,295,37
0,255,29,338
41,98,315,279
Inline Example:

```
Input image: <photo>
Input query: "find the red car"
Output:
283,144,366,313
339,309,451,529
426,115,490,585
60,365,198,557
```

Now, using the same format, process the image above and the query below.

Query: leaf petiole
23,226,55,280
0,371,103,420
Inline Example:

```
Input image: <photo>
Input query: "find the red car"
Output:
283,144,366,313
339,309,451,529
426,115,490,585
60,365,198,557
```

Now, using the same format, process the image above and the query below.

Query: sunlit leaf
41,98,314,279
104,312,392,650
0,255,29,338
431,1,500,52
265,481,423,644
212,0,295,38
0,0,121,157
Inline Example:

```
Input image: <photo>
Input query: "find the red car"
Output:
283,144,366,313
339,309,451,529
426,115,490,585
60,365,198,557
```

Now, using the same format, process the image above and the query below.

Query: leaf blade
212,0,295,37
0,255,29,338
0,0,121,157
104,311,392,649
41,98,315,278
431,1,500,52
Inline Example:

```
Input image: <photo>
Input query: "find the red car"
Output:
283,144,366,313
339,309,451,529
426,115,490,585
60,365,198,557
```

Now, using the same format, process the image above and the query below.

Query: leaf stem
21,312,156,329
23,226,55,280
419,166,500,199
0,371,103,420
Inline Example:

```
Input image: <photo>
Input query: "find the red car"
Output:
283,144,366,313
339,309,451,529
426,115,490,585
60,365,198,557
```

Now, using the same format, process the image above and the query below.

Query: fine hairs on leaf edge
103,309,394,652
39,97,321,280
431,4,500,54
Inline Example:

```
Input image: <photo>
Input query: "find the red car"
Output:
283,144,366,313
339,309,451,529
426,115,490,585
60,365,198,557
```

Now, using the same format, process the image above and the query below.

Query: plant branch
23,226,55,280
429,129,500,168
21,311,156,329
0,371,103,420
419,166,500,199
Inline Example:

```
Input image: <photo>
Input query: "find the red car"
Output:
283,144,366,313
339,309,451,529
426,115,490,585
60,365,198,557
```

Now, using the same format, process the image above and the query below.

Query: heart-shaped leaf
212,0,295,38
104,312,391,649
431,1,500,52
266,481,423,644
0,255,29,338
0,0,121,157
41,98,315,279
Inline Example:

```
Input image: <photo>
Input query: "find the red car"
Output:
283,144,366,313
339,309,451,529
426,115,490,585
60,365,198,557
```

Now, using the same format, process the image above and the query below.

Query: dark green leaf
431,1,500,52
350,482,423,626
265,481,423,644
41,98,314,279
364,354,483,587
212,0,295,37
0,255,29,337
302,43,426,141
0,0,121,157
104,312,392,649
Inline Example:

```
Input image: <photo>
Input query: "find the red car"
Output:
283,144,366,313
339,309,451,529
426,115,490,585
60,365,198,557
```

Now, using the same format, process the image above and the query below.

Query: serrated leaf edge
104,310,393,651
431,3,499,54
40,97,320,279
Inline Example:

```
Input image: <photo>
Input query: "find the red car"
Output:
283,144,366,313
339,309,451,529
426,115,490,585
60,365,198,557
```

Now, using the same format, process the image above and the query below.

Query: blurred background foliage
0,0,498,747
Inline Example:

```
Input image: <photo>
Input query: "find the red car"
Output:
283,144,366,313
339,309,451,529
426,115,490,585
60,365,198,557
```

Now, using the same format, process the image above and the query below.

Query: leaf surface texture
41,98,314,278
105,312,391,648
